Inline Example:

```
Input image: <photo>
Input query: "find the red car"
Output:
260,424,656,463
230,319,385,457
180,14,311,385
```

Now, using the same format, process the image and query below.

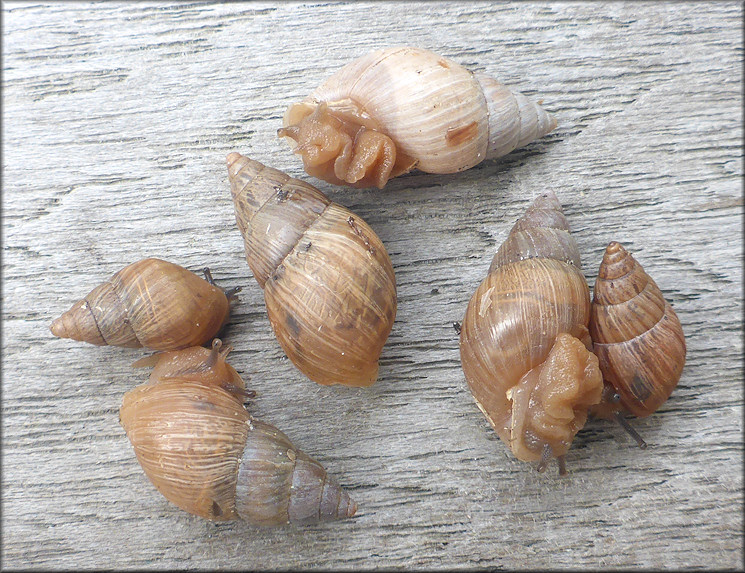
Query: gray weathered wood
2,1,743,569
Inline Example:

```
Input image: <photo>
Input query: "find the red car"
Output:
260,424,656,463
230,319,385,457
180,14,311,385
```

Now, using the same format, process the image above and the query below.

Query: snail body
119,340,357,525
227,153,397,387
459,192,603,472
589,242,686,419
279,46,557,188
50,258,235,351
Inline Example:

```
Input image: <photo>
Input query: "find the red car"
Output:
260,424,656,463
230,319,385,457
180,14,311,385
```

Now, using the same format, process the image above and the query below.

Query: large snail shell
459,192,603,466
50,258,232,351
279,46,557,188
589,242,686,419
119,340,357,525
227,153,397,387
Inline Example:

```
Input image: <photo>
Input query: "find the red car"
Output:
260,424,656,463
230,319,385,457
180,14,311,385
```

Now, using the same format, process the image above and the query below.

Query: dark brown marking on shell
446,121,479,147
211,501,223,518
630,374,653,402
285,313,301,339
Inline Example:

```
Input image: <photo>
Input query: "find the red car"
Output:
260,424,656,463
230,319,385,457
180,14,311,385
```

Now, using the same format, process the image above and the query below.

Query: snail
119,339,357,525
50,258,239,351
226,152,397,388
459,191,603,475
278,46,557,188
588,241,686,444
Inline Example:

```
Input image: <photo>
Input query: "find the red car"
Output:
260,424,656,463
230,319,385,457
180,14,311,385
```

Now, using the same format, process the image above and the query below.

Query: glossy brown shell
227,153,397,387
459,192,603,463
589,242,686,418
49,258,231,351
119,341,357,525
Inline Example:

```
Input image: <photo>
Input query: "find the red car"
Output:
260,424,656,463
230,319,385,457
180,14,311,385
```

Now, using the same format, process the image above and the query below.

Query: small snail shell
50,258,236,351
589,242,686,419
278,46,557,188
226,153,397,387
119,339,357,525
459,191,603,473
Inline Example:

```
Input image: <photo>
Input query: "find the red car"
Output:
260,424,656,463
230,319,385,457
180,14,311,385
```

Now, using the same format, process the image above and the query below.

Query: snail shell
50,258,234,351
119,339,357,525
279,46,557,188
459,191,603,470
227,153,397,387
589,242,686,419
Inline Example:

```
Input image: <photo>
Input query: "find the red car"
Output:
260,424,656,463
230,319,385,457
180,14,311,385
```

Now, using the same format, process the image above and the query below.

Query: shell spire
227,152,292,241
489,189,581,272
50,284,118,346
476,75,557,161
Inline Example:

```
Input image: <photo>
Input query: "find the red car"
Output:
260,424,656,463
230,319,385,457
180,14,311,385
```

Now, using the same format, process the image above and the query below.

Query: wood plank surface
2,1,743,570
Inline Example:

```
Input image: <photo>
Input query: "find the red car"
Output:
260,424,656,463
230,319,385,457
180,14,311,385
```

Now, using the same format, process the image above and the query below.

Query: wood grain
2,1,742,569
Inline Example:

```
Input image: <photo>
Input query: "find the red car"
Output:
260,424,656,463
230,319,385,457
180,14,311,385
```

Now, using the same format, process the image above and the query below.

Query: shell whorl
227,153,397,387
589,242,686,418
475,74,557,161
234,419,357,525
50,280,139,347
489,190,582,272
119,344,357,525
227,152,331,288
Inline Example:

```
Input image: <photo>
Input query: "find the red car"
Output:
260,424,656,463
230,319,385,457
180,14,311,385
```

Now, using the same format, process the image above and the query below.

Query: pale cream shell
282,46,557,174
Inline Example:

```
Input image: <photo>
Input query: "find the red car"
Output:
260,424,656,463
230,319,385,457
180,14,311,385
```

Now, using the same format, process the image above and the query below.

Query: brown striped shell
227,153,397,388
279,46,557,188
49,258,233,351
589,242,686,419
119,339,357,525
459,192,603,471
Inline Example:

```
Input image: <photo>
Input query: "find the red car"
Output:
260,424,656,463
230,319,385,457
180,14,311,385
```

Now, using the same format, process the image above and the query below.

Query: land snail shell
120,339,357,525
226,152,397,387
459,191,603,475
588,241,687,445
49,258,239,351
278,46,557,189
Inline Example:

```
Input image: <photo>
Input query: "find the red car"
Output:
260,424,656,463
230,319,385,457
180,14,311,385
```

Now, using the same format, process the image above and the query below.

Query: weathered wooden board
2,1,743,570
